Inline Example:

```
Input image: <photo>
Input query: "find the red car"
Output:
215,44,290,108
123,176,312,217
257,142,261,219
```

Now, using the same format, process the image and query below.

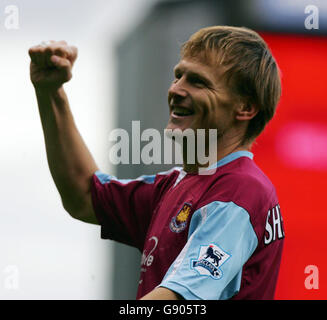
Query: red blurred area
253,33,327,299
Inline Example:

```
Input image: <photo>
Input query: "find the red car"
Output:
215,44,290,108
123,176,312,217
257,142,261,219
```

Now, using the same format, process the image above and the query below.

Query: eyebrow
174,65,214,87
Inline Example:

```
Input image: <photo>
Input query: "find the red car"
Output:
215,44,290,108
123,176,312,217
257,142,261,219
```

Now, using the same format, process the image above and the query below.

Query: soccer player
29,26,285,300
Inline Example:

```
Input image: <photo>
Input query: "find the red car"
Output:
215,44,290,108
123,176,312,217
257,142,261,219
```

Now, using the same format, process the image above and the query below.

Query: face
166,58,237,137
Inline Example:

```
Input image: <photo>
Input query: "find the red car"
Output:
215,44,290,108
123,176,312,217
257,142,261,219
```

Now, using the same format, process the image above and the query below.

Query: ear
235,102,258,121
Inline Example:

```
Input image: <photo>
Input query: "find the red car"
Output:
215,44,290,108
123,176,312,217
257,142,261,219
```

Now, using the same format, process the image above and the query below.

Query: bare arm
29,41,99,224
140,287,183,300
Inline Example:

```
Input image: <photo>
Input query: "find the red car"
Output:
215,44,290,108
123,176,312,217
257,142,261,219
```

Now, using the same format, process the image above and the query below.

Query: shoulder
198,158,278,222
221,163,276,201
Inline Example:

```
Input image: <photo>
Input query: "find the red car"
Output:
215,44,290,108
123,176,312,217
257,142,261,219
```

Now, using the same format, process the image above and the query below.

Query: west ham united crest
191,244,231,279
169,203,192,233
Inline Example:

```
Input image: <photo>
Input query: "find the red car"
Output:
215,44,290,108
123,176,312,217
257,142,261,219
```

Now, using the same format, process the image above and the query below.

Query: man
29,26,285,300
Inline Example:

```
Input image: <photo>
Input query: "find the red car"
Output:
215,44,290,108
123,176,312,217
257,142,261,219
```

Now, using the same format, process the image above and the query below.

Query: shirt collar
207,150,253,170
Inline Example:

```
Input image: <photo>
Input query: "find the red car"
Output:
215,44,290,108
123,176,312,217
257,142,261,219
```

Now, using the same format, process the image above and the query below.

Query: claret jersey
91,151,285,300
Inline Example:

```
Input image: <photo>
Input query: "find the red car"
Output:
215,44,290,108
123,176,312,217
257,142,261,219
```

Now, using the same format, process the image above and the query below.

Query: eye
189,76,206,87
173,71,182,82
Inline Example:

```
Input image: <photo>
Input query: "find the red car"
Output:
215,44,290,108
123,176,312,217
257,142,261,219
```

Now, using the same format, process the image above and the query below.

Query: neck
182,137,251,174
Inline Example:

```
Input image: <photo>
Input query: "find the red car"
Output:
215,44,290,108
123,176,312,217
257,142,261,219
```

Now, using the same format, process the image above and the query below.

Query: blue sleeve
159,201,258,300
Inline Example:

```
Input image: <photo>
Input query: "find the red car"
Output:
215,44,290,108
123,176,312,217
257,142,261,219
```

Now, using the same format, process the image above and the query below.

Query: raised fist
29,40,78,89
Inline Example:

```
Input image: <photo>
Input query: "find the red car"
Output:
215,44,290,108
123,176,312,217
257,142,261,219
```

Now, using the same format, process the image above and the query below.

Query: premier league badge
191,244,231,279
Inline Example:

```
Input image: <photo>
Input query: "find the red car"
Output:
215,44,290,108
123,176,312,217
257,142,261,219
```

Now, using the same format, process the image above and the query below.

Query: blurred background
0,0,326,299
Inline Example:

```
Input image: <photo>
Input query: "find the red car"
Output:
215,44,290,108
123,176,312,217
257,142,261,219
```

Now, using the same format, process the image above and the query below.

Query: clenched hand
29,40,78,90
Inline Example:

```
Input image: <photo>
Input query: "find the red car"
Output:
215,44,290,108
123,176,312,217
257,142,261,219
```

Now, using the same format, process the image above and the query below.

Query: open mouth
171,105,195,117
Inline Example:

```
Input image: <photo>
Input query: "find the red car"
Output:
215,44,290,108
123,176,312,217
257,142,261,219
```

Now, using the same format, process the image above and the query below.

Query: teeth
173,106,194,116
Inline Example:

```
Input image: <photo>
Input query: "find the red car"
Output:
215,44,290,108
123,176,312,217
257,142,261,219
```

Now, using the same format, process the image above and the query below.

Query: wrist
34,85,70,115
34,84,64,96
35,85,68,104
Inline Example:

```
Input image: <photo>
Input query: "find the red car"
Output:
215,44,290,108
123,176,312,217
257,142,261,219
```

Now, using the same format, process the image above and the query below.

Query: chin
166,116,195,133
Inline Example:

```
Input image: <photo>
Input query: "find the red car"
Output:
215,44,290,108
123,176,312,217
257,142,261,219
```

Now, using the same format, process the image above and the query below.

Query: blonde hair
181,26,281,143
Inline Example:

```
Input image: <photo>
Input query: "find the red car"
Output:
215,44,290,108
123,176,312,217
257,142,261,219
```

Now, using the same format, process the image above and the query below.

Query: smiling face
166,58,237,138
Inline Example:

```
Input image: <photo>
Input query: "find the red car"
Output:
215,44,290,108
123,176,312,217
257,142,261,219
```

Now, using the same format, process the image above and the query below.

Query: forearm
140,287,183,300
35,86,98,217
